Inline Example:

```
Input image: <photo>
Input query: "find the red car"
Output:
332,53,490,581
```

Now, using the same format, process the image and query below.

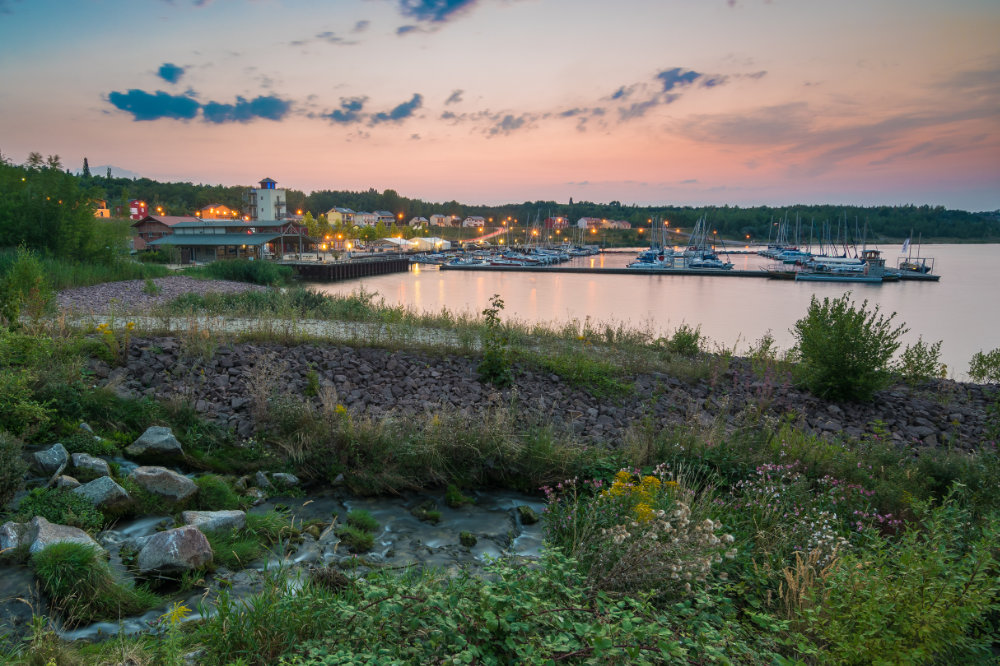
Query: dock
440,264,770,278
287,257,410,281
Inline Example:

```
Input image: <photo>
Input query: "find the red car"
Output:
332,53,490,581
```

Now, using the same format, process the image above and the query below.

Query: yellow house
196,203,239,220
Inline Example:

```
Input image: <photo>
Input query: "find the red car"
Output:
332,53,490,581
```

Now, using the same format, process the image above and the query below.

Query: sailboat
897,232,939,280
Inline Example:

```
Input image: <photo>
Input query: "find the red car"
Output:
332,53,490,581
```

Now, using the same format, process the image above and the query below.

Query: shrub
477,294,513,387
0,368,52,438
32,542,160,626
15,488,105,532
195,474,242,511
969,347,1000,384
0,245,53,328
344,509,379,533
142,277,162,296
60,431,119,457
200,259,293,286
0,431,27,508
793,293,908,401
792,493,1000,663
335,525,375,553
664,323,703,356
897,336,944,386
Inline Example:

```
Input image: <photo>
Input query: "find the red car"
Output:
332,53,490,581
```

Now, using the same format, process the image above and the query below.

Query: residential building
246,177,286,222
544,216,568,229
375,210,397,225
429,214,457,227
462,215,487,228
93,199,111,219
408,216,429,227
325,207,355,226
355,211,378,226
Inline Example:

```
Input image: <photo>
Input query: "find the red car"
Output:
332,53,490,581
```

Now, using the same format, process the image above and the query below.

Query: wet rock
271,473,300,488
1,517,103,554
32,443,68,475
459,531,477,547
125,426,183,460
55,475,81,489
254,471,272,489
182,510,246,533
516,505,539,525
73,476,131,511
137,525,213,574
129,466,198,503
71,452,110,477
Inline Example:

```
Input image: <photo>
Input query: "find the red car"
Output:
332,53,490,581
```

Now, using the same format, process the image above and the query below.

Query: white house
430,214,457,227
408,216,429,228
462,215,487,228
354,211,378,226
375,210,397,225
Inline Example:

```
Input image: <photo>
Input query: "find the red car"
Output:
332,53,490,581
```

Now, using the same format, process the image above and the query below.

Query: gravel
56,276,267,313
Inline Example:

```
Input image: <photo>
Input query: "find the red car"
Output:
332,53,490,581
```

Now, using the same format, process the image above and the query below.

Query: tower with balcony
245,177,286,222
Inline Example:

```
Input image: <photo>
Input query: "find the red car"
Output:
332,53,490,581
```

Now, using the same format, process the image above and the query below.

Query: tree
373,220,388,239
82,157,91,179
792,293,908,401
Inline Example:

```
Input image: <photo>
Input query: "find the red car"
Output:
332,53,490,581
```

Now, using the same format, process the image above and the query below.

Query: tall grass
0,248,169,290
183,259,294,286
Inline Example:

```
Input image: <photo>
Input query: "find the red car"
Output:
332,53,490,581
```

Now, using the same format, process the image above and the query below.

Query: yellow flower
162,601,191,626
635,502,654,522
126,321,136,331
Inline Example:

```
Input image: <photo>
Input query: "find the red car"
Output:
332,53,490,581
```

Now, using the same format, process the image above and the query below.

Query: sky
1,0,998,210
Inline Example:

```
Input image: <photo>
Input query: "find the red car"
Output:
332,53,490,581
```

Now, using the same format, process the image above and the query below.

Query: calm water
309,243,1000,379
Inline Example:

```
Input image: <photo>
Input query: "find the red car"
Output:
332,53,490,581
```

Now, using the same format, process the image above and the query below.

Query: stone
125,426,183,460
55,475,81,489
71,452,110,477
1,517,102,554
516,505,539,525
27,517,102,554
271,473,300,488
254,471,272,489
73,476,131,510
182,510,246,533
32,443,68,475
137,525,213,574
130,466,198,503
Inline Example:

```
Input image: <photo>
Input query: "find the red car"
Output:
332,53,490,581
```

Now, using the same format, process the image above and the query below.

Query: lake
309,243,999,379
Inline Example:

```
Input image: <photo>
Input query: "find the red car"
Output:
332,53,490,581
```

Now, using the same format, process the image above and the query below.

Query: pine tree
82,157,91,178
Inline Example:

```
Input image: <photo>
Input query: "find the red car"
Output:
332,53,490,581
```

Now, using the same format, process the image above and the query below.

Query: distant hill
76,165,144,180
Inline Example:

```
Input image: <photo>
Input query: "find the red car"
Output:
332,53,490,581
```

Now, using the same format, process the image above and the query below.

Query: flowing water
310,243,1000,380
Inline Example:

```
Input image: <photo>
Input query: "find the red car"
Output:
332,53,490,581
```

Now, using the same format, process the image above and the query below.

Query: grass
0,248,169,291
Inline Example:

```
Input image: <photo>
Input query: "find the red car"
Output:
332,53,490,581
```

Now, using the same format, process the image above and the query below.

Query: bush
791,493,1000,663
345,509,379,533
0,431,27,508
0,245,53,328
897,336,944,386
793,293,908,401
664,323,703,356
477,294,513,387
200,259,293,286
15,488,105,532
60,431,119,457
0,368,52,438
969,347,1000,384
31,542,159,626
195,474,242,511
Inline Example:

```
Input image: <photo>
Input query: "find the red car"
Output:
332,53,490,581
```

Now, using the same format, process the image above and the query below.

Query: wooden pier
440,264,770,278
288,257,410,281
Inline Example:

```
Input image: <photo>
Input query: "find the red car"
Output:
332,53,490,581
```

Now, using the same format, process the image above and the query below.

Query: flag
901,238,910,255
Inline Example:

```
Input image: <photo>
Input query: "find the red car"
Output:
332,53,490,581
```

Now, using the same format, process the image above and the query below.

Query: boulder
254,471,272,489
72,476,131,510
129,466,198,503
137,525,213,574
55,475,81,489
71,453,110,477
271,473,300,488
182,510,246,533
32,443,68,475
0,517,102,554
125,426,183,460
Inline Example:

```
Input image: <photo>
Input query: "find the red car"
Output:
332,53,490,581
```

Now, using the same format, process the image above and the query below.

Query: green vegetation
477,294,513,387
0,431,28,508
194,474,243,511
793,293,907,401
897,336,945,386
344,509,379,533
444,484,474,508
14,488,106,532
969,347,1000,384
185,258,294,286
31,542,160,626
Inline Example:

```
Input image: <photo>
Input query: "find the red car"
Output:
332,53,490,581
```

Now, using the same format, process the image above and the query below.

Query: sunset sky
2,0,998,209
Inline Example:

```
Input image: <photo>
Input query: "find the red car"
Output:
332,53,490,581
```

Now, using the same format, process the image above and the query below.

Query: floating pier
439,264,769,278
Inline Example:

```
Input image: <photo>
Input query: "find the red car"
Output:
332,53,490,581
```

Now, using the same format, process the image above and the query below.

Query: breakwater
289,257,410,281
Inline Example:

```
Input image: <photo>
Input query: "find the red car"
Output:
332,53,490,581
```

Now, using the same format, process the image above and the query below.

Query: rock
55,475,81,489
125,426,183,460
245,488,267,505
130,466,198,503
459,531,477,547
71,453,110,477
182,510,246,533
79,422,94,433
137,525,213,574
271,473,300,488
254,471,272,489
516,505,539,525
73,476,131,510
1,517,102,554
32,443,68,475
